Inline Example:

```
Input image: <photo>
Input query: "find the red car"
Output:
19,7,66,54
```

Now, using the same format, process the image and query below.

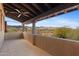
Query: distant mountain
8,25,67,29
7,25,22,28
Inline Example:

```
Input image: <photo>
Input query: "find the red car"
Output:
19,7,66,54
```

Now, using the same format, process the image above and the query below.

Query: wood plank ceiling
3,3,79,23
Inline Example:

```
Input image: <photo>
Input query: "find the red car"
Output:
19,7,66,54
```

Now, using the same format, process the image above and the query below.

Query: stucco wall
23,32,79,56
0,31,4,50
34,35,79,56
0,3,5,50
4,32,23,40
23,32,34,44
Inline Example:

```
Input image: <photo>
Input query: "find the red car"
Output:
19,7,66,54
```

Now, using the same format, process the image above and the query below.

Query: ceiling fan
6,9,30,18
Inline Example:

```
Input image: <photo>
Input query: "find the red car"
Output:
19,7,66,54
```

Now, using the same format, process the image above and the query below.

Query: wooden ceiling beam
4,4,16,11
6,14,22,22
11,4,20,9
44,3,52,9
4,3,79,23
11,3,33,18
4,4,33,22
4,6,13,12
6,13,28,22
21,4,38,16
31,3,44,13
20,4,35,17
11,3,28,12
3,5,15,12
24,4,79,24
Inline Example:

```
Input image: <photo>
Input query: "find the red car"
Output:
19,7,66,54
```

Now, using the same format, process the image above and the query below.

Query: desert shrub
53,27,71,38
53,27,79,40
8,28,17,32
67,28,79,40
74,28,79,40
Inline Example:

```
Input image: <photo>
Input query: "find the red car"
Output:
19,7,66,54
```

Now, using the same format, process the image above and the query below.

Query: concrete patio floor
0,39,51,56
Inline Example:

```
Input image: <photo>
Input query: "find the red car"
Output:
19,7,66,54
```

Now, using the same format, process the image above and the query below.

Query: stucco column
32,21,36,45
0,3,5,49
0,6,2,31
5,21,7,32
22,23,25,32
0,4,5,32
32,21,36,34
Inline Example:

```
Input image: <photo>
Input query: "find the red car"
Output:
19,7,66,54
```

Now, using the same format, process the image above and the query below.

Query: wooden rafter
31,3,44,13
3,3,79,23
21,4,38,16
24,4,79,24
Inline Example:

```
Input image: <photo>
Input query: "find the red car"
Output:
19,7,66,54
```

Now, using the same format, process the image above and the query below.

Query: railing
23,32,79,56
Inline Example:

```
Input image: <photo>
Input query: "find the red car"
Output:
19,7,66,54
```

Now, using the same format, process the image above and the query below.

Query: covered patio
0,3,79,56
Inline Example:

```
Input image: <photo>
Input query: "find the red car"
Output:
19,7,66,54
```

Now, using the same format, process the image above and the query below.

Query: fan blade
23,12,30,15
23,12,30,17
15,9,21,13
24,15,29,17
18,14,21,18
9,12,18,13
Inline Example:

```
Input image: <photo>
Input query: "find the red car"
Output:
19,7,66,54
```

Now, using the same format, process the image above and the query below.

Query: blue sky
5,10,79,28
5,17,22,26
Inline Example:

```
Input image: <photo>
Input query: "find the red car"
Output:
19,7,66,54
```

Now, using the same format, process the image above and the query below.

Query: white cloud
54,18,79,28
5,17,21,26
36,17,79,28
